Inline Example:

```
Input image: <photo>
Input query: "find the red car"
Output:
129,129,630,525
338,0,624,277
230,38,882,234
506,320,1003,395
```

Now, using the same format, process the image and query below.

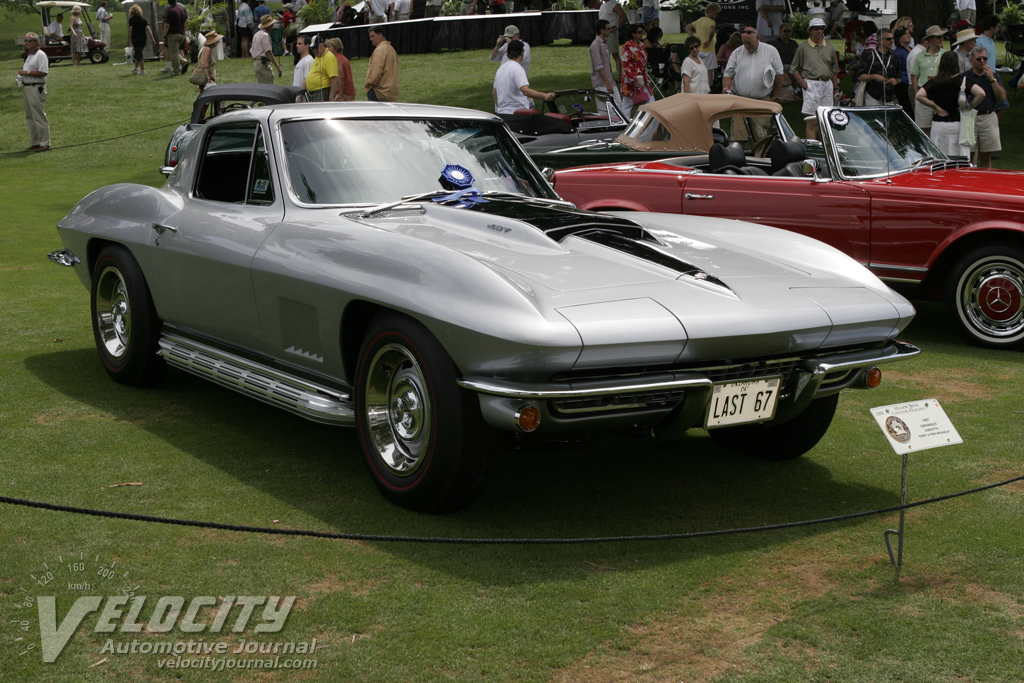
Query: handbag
189,66,208,87
631,89,650,105
958,77,976,148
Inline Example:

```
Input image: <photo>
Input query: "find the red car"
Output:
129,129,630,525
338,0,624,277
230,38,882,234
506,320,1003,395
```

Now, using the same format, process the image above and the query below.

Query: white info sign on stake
870,398,963,455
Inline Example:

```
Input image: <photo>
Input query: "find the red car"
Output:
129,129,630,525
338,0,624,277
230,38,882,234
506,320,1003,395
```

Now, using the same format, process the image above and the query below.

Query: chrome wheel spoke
365,344,431,476
95,267,132,360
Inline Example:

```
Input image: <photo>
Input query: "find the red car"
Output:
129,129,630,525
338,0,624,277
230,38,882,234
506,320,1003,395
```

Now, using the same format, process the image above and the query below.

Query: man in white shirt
18,33,50,152
391,0,410,21
367,0,391,23
957,0,976,26
756,0,786,41
292,34,314,96
722,26,783,141
47,13,66,44
493,41,554,115
96,2,111,48
490,25,530,76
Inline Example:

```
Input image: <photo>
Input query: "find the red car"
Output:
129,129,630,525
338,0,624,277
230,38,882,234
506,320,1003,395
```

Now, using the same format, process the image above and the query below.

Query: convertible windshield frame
277,116,559,208
818,106,947,181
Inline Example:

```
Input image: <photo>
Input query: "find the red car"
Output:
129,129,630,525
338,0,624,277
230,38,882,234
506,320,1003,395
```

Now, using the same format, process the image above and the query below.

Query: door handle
685,193,714,200
152,223,178,234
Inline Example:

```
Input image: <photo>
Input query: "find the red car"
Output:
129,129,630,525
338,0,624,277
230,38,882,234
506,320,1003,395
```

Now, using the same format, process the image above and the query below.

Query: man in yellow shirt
305,36,339,102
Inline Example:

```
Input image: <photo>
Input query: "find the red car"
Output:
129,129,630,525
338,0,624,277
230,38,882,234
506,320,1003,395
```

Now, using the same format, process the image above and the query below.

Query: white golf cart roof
35,1,94,9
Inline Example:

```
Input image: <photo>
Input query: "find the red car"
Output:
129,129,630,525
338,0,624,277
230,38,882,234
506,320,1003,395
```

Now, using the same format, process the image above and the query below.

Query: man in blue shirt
253,0,271,24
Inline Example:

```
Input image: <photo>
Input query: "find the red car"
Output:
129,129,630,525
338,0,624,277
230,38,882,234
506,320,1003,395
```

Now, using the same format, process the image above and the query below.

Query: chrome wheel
364,343,432,477
94,265,132,361
958,257,1024,341
949,245,1024,349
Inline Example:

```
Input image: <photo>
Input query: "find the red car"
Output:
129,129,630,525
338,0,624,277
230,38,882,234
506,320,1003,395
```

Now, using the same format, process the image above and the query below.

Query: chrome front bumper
460,340,921,433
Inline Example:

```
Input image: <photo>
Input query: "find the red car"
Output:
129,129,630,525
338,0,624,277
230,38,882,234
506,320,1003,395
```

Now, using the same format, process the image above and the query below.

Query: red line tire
90,245,166,387
355,312,489,513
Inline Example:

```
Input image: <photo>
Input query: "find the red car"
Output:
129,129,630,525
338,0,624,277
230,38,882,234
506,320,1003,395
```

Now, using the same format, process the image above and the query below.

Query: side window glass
247,127,275,205
194,124,257,203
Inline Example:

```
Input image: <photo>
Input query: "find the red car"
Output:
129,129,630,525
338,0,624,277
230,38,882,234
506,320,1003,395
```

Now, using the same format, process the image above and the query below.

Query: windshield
548,90,628,128
822,107,945,179
281,118,558,205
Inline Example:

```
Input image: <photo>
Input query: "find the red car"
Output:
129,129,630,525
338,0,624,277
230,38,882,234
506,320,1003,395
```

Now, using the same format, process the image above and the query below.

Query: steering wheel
751,131,777,158
221,102,250,112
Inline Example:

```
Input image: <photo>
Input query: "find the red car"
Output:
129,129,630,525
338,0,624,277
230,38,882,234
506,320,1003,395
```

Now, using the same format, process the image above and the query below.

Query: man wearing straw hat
952,27,977,72
252,14,283,83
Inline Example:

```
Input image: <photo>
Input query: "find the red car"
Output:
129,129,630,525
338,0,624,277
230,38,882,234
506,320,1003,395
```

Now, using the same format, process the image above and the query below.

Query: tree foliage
2,0,41,18
897,0,950,29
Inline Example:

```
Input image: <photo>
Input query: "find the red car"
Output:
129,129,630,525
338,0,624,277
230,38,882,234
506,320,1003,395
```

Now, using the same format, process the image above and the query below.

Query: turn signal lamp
514,405,541,432
865,366,882,389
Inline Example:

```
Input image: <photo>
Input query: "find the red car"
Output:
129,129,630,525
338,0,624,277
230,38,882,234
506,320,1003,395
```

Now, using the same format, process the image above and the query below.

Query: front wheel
88,49,105,64
355,312,490,513
90,245,166,387
708,394,839,461
946,243,1024,349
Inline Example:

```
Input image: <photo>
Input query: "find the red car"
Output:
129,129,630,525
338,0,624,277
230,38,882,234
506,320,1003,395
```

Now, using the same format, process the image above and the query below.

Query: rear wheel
90,245,166,387
708,394,839,461
355,312,490,513
946,243,1024,349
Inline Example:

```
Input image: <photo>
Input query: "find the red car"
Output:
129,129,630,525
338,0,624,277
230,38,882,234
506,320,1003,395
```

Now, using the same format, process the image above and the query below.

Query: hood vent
577,230,731,290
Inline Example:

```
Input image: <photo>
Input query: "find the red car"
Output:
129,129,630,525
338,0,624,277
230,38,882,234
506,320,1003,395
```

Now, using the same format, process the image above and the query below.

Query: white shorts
915,98,935,129
930,120,970,159
974,111,1001,153
800,79,833,115
698,51,716,71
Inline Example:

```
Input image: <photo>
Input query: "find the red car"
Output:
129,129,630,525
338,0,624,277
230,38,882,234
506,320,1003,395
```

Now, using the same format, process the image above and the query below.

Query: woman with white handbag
916,51,984,159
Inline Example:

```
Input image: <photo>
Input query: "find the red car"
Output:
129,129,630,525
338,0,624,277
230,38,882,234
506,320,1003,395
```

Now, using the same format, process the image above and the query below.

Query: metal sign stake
883,452,908,567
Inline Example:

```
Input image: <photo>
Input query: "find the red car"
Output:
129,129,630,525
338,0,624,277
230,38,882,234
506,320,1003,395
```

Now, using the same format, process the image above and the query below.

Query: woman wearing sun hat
251,14,283,83
192,31,221,94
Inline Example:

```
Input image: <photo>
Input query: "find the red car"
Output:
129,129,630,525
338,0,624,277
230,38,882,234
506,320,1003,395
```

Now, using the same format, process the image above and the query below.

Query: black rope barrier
2,119,187,156
2,473,1022,544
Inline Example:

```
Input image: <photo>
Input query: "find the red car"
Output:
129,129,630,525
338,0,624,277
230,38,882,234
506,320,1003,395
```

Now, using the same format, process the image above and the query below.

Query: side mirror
541,167,555,183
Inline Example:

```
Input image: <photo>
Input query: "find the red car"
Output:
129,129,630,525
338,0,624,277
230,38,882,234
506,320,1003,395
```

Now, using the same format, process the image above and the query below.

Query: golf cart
34,1,109,64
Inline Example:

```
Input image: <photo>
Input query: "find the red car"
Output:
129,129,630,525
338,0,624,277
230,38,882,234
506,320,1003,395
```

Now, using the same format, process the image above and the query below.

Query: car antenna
884,103,892,184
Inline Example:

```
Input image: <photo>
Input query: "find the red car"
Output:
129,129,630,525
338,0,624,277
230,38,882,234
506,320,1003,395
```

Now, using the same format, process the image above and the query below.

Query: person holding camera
490,25,530,76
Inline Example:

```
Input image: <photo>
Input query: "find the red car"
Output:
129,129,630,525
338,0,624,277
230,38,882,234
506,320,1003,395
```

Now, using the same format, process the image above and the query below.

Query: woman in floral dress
70,5,88,66
620,24,652,118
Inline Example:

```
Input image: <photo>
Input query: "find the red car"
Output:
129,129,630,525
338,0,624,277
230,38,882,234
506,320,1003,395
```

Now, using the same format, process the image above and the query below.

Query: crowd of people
16,1,1024,165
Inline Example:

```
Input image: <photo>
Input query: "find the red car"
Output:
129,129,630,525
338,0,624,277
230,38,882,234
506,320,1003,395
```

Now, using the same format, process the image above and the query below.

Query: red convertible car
553,105,1024,350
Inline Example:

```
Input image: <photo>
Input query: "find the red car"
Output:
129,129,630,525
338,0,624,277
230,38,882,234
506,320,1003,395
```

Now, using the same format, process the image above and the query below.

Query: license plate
705,377,781,428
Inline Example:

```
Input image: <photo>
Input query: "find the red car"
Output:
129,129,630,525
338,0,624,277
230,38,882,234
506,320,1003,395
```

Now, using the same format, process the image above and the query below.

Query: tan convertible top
614,93,783,152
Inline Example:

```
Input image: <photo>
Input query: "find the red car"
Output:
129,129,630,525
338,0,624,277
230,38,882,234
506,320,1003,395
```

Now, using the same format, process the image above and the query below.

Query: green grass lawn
2,9,1024,683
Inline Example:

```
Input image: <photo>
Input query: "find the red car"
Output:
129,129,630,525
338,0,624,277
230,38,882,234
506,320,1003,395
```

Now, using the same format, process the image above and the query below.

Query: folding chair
1004,25,1024,70
646,46,674,99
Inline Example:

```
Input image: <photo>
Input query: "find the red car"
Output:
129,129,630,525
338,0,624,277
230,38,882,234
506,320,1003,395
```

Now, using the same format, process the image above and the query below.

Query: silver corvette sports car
49,103,919,512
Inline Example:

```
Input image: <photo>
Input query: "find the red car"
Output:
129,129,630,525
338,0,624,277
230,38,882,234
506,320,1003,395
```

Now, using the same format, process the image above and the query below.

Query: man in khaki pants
18,33,51,152
252,14,283,83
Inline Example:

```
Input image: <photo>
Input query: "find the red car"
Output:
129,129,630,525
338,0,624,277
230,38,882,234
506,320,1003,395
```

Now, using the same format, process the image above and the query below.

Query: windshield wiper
481,191,575,207
911,155,941,171
357,191,453,218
